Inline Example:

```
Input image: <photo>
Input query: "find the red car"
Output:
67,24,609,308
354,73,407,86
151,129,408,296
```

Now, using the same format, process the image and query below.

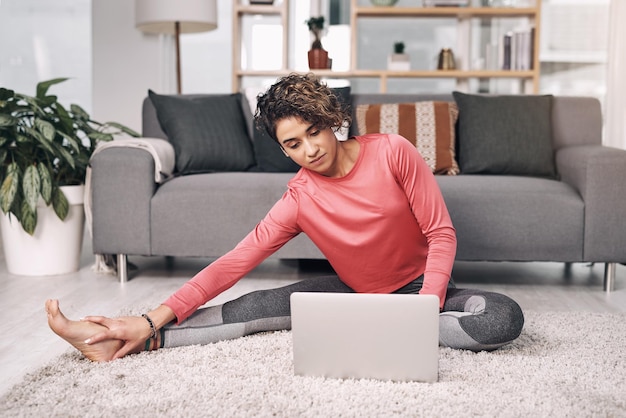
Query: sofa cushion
355,101,460,175
453,92,556,178
151,172,323,258
436,175,583,261
148,90,255,174
249,86,352,173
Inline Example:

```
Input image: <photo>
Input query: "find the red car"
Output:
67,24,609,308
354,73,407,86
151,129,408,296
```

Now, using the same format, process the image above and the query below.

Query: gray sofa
90,92,626,290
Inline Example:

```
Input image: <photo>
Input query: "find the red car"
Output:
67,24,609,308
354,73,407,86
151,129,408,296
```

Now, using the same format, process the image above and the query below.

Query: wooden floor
1,235,624,396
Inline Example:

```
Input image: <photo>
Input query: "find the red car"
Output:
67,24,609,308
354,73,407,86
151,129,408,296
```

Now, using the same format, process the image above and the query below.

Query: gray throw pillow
453,91,556,178
250,129,301,172
148,91,255,174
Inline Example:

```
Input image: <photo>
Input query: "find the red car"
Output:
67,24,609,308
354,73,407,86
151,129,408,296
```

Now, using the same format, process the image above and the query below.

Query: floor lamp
135,0,218,94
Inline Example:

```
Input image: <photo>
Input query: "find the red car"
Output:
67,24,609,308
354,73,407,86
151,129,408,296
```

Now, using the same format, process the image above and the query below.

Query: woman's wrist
141,314,157,339
146,304,176,330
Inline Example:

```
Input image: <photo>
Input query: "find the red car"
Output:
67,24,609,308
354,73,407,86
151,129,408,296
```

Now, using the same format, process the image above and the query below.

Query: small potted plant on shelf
388,41,410,71
0,77,138,276
306,16,329,70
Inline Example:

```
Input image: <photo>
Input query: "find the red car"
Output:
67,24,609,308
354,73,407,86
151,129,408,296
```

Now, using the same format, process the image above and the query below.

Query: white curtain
604,0,626,149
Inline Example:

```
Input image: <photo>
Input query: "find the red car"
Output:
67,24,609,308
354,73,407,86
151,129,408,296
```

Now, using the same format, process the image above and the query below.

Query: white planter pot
388,53,410,71
0,185,85,276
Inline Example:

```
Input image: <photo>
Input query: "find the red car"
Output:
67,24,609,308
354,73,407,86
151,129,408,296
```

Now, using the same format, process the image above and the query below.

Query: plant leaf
88,131,113,143
70,103,90,120
104,122,140,137
16,134,30,143
25,126,56,155
35,118,56,141
38,164,52,204
16,94,45,116
52,142,75,170
39,95,57,107
0,162,19,214
23,164,41,213
57,131,81,153
0,87,15,101
54,102,74,132
0,114,16,127
52,187,69,221
19,200,37,235
36,78,69,99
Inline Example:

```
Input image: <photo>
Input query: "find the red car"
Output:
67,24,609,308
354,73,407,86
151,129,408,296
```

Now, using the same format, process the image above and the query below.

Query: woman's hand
81,315,152,360
82,305,176,360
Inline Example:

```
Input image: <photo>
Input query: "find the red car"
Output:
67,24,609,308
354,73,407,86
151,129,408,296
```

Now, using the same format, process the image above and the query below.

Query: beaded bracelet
142,314,157,340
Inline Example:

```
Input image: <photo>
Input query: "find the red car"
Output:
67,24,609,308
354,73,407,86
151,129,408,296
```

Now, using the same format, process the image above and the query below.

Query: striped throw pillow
356,101,459,175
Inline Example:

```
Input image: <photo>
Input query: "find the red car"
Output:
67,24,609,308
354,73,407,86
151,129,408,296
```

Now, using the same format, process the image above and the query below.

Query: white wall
91,0,233,133
0,0,92,112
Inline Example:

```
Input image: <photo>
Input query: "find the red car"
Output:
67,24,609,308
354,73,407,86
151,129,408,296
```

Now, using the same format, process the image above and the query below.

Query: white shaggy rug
2,311,626,417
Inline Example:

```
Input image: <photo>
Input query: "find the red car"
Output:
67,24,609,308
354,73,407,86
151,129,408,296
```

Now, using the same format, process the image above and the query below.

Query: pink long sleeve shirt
164,133,457,322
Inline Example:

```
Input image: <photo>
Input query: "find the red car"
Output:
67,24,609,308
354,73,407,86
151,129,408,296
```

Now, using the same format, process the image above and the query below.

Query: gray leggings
162,276,524,352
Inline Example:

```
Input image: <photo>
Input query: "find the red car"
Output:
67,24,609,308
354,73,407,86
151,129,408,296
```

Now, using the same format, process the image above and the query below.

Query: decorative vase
0,185,85,276
437,48,456,70
308,48,329,70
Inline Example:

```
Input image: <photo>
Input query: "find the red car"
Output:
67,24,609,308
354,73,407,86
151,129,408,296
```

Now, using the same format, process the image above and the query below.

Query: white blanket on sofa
85,137,175,274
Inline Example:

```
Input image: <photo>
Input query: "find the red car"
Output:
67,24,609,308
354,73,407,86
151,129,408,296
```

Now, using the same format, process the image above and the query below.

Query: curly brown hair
254,73,352,142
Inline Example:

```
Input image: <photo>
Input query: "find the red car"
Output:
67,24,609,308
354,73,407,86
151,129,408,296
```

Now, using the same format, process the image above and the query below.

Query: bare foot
45,299,124,362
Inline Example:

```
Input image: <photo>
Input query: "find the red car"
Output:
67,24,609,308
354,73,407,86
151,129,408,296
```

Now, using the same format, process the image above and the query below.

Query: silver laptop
290,292,439,382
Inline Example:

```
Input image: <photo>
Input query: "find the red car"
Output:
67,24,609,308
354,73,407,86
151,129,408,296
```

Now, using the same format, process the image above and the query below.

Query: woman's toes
45,300,123,362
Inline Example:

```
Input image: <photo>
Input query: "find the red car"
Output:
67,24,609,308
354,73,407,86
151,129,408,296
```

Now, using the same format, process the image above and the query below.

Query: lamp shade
135,0,217,34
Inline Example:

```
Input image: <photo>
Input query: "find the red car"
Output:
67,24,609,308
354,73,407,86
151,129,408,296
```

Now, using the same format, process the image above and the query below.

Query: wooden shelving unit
352,6,539,17
232,1,289,92
349,0,542,93
232,1,542,93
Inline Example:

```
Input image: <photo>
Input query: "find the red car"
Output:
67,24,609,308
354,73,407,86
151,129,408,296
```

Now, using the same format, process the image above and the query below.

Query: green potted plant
305,16,329,70
0,77,138,275
388,41,410,71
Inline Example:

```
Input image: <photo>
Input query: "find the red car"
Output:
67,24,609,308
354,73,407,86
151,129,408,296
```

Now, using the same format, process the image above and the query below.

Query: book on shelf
502,32,512,70
499,26,534,71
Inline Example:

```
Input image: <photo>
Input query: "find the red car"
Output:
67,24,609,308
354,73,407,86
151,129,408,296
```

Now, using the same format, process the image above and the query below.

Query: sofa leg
117,254,128,284
564,262,573,279
604,262,616,293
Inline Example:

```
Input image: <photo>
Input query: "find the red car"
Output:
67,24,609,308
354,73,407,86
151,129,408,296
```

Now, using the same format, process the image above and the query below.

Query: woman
46,73,524,361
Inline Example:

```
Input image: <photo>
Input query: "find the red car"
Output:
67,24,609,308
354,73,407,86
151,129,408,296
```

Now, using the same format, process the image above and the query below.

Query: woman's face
275,117,341,177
